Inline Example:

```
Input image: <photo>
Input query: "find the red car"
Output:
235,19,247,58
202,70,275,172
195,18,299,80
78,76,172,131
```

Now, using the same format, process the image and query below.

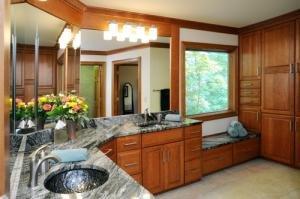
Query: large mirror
9,3,171,134
80,29,171,117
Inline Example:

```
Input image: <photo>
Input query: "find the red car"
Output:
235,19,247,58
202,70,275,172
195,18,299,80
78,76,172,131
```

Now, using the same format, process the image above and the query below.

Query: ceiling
80,0,300,28
81,29,170,51
11,3,66,46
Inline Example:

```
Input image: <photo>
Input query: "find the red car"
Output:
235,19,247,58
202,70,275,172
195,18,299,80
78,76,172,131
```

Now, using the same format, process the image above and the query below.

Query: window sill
187,110,237,121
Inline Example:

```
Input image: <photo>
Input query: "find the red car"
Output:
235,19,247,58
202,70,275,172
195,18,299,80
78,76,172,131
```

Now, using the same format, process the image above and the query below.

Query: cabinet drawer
99,139,116,162
184,125,202,139
117,150,141,175
240,89,260,97
240,97,260,106
233,138,260,164
132,173,142,184
142,128,183,148
185,137,202,161
203,144,233,175
185,159,202,184
240,80,260,89
117,134,141,152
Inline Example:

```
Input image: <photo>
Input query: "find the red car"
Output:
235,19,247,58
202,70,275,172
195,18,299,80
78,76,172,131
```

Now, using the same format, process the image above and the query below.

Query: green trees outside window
185,50,229,116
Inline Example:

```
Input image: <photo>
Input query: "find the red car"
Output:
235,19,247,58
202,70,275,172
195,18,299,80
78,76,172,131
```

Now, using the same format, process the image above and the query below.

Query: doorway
112,57,141,116
80,62,106,118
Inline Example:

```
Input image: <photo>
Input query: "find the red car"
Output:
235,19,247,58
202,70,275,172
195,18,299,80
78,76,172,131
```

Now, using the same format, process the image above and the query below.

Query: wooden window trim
180,42,238,121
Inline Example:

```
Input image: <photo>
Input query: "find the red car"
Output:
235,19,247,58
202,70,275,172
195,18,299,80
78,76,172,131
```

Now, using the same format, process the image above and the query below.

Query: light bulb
149,26,157,40
141,35,149,43
108,21,118,37
103,31,112,40
117,32,125,41
136,25,145,39
58,27,72,49
72,31,81,49
129,33,138,42
123,23,132,38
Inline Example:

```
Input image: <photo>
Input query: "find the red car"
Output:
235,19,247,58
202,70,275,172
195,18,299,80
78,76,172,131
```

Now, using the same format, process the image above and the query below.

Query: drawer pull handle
103,149,112,155
244,83,253,86
191,148,201,152
124,142,138,146
124,162,138,167
189,131,200,135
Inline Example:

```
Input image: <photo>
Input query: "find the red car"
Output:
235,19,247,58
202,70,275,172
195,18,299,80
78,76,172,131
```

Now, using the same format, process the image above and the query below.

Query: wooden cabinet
296,20,300,117
142,145,165,193
262,22,295,115
239,109,261,133
142,128,185,194
261,114,294,165
240,31,261,80
163,141,184,190
117,150,141,175
233,138,260,164
99,139,116,162
117,134,141,152
203,144,233,175
295,117,300,168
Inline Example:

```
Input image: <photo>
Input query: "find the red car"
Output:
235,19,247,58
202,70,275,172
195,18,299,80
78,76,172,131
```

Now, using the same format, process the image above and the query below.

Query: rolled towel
237,125,248,137
230,121,242,129
227,126,239,138
51,148,88,163
165,114,182,122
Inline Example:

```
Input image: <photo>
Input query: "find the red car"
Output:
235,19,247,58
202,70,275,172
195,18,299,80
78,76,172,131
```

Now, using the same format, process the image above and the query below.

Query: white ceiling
81,29,170,51
11,3,66,46
80,0,300,28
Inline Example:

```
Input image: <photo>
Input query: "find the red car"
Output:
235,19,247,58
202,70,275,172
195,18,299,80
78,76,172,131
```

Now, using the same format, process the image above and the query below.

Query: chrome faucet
31,154,61,187
144,108,150,123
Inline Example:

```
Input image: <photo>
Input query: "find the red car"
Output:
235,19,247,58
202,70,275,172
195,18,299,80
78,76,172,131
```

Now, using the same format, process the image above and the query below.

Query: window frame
180,42,238,121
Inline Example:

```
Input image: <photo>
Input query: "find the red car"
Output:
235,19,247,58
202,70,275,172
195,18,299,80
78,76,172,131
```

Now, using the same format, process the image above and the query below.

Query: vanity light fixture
58,27,81,50
72,31,81,50
103,21,158,43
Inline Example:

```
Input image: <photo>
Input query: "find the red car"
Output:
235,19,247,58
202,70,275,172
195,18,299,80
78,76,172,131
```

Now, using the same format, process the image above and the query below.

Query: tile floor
156,159,300,199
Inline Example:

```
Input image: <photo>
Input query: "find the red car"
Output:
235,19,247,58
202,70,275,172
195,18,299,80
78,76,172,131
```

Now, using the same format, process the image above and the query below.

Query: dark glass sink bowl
44,167,109,194
136,121,169,127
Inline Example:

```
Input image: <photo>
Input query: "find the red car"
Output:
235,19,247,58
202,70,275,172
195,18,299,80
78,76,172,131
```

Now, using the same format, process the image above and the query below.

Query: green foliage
185,50,229,115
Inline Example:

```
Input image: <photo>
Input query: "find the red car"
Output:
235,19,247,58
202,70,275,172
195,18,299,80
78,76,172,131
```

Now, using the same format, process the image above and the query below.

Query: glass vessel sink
44,167,109,194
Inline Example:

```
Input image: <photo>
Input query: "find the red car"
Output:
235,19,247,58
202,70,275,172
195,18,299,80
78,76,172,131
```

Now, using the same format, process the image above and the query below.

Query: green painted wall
80,65,98,118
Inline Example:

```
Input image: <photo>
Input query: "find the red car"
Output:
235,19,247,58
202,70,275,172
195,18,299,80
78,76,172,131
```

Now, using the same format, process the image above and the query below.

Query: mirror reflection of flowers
10,98,34,121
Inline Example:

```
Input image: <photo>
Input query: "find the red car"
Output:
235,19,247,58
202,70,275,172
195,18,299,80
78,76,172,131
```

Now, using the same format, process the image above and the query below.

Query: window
182,42,237,120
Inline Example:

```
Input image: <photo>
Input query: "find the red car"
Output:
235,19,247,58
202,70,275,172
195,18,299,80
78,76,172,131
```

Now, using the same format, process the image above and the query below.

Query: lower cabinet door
239,109,261,133
164,141,184,190
295,117,300,168
261,114,294,165
142,145,164,194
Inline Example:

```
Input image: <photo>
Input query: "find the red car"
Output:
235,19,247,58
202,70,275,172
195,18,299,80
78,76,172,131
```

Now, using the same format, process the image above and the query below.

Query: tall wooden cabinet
296,20,300,117
239,31,262,133
295,117,300,167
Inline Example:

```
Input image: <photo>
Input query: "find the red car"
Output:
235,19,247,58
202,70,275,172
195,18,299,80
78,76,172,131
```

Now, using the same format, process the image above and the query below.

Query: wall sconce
58,27,81,50
104,21,158,43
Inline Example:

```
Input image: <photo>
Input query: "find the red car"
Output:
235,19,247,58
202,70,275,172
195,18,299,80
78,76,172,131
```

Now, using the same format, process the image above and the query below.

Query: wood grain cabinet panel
117,150,141,175
163,141,184,190
184,158,202,184
202,144,233,175
296,20,300,117
142,145,165,194
239,109,261,133
240,97,260,106
262,22,295,115
132,173,142,184
117,134,141,152
295,117,300,168
99,139,116,162
184,125,202,139
142,128,183,148
239,31,262,80
233,138,260,164
185,137,202,161
240,80,261,89
240,89,260,97
261,114,294,165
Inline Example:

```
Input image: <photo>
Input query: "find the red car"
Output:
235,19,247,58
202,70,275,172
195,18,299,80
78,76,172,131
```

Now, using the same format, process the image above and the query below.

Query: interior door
142,145,164,194
261,113,294,165
262,21,295,115
113,66,120,116
295,117,300,168
164,141,184,190
240,31,261,80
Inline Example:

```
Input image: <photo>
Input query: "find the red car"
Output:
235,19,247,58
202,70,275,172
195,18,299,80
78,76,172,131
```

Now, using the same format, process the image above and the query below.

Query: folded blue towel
230,121,242,129
165,114,182,122
228,121,248,137
51,148,89,163
227,126,239,137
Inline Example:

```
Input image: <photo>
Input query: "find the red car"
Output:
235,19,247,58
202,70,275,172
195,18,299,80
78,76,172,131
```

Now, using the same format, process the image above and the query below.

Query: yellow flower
17,102,26,108
39,96,47,103
27,101,34,107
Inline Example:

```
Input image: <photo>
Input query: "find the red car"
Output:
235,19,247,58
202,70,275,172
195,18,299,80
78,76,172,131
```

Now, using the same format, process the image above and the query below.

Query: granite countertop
10,113,202,199
202,132,260,150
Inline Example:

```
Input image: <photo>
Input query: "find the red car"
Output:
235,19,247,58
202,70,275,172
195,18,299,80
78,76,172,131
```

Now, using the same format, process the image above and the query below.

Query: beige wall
150,47,170,112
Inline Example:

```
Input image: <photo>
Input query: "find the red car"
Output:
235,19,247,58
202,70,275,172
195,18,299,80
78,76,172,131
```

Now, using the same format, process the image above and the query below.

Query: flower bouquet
47,93,89,140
